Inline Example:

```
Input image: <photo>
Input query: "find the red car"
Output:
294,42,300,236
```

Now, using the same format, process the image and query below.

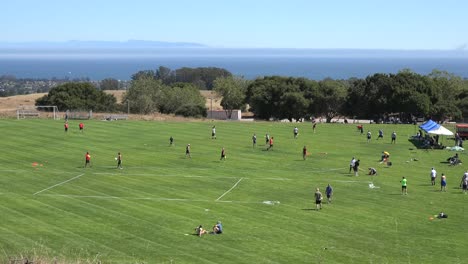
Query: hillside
0,90,223,115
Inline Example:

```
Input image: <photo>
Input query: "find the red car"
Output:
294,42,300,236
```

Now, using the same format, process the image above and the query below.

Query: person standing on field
252,134,257,148
79,122,84,132
169,136,174,146
367,131,372,143
64,122,69,132
353,159,360,176
315,188,323,210
220,147,226,160
440,173,447,192
84,151,91,168
265,133,270,145
391,131,397,144
186,144,191,158
430,167,437,186
460,171,468,194
325,184,333,204
401,177,407,195
303,146,307,160
294,127,299,139
116,152,122,169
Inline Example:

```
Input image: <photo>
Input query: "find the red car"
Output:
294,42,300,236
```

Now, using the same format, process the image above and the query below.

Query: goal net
17,105,59,120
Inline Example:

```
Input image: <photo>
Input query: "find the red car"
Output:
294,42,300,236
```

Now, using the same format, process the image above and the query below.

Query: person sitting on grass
368,167,377,176
195,225,207,237
212,221,223,234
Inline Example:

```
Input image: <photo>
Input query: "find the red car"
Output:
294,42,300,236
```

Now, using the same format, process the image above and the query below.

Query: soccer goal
17,105,59,120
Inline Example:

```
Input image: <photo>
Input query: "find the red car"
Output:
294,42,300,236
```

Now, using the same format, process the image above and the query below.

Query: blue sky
2,0,466,49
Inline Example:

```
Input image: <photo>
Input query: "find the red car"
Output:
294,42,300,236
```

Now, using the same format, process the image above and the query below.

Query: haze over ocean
1,49,468,80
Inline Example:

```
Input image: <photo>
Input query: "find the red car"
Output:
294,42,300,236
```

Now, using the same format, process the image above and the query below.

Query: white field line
330,180,372,183
92,172,241,179
33,173,85,195
38,193,271,204
215,178,244,201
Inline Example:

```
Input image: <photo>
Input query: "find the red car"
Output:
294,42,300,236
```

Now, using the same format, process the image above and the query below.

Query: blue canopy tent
419,120,454,136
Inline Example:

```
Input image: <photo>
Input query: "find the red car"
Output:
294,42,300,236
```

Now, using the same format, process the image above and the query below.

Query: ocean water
1,49,467,80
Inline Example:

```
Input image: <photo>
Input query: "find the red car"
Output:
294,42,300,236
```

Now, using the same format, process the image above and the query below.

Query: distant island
0,40,207,49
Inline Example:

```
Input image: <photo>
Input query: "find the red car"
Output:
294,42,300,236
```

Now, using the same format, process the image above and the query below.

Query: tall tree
314,79,348,123
35,82,117,111
131,70,156,81
123,77,164,114
213,76,248,119
159,83,207,117
155,66,175,84
100,78,119,90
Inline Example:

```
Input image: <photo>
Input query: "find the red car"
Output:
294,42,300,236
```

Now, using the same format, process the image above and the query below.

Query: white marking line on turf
258,177,291,181
215,178,244,201
92,173,241,179
33,173,85,195
37,194,271,204
331,180,363,183
38,194,191,201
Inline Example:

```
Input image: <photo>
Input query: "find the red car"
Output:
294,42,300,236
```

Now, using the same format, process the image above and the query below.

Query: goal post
17,105,59,120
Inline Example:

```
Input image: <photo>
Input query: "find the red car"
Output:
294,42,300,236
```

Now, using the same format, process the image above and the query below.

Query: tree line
35,67,468,121
243,69,467,122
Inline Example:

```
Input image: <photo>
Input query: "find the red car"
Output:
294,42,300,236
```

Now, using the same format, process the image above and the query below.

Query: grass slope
0,119,467,263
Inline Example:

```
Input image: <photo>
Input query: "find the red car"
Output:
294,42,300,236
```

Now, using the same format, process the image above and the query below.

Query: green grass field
0,119,467,263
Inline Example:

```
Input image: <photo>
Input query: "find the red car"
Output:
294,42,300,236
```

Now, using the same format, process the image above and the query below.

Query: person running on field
315,188,323,210
220,147,226,160
377,129,383,140
267,137,274,151
325,184,333,204
294,127,299,139
211,126,216,139
303,146,307,160
79,122,84,132
84,151,91,168
265,133,270,145
64,122,69,132
349,157,356,173
116,152,122,169
367,131,372,143
252,134,257,148
391,131,397,144
169,136,174,146
185,144,191,158
401,177,407,195
312,122,317,133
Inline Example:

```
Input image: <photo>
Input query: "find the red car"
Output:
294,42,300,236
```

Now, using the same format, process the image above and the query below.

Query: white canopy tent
427,125,454,136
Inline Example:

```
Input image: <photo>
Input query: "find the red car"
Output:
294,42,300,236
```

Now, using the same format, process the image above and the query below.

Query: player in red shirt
64,122,69,132
79,122,84,132
267,137,274,151
85,152,91,168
